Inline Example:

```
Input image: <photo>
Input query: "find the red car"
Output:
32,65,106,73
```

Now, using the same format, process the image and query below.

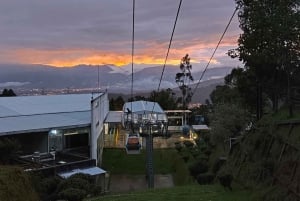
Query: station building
0,93,109,179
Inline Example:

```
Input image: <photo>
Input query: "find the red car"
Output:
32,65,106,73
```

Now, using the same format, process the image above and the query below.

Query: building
0,93,109,178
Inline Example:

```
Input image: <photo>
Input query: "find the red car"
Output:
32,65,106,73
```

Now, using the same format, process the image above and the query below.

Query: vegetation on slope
88,185,253,201
0,166,39,201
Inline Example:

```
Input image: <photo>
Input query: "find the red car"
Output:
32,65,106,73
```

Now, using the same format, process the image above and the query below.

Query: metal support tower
146,133,154,188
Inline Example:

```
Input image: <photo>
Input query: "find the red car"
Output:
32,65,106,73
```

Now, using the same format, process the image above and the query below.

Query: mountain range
0,63,232,102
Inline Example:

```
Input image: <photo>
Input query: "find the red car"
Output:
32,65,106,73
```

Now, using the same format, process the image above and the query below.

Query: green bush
57,177,91,193
183,140,194,148
188,160,208,178
91,184,103,196
0,138,21,164
58,188,86,201
195,153,209,162
190,148,200,158
69,173,94,183
212,157,226,174
196,173,215,185
174,143,183,152
0,167,39,201
39,177,60,194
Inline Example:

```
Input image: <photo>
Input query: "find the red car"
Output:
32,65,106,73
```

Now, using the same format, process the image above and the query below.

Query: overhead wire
151,0,183,114
156,0,183,93
131,0,135,101
191,5,239,98
130,0,135,132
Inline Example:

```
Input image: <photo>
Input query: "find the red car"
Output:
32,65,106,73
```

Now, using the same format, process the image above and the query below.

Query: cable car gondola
125,133,141,154
122,101,169,138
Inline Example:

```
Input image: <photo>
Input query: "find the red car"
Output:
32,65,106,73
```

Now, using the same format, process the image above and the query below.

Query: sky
0,0,242,70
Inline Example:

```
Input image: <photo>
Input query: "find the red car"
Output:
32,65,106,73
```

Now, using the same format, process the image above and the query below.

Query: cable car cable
191,6,239,98
156,0,182,93
151,0,183,113
130,0,135,132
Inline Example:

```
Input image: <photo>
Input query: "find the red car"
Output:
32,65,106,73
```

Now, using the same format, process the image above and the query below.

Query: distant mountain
0,63,231,102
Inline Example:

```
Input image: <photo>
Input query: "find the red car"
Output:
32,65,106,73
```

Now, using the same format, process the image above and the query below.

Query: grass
102,148,193,185
88,184,254,201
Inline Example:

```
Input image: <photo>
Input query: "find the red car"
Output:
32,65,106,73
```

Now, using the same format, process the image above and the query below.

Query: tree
210,85,241,106
224,68,257,112
149,88,178,110
109,96,125,110
209,103,250,145
229,0,300,117
175,54,194,124
0,88,16,97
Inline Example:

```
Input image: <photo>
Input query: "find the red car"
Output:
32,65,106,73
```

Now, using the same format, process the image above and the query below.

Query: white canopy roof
123,101,165,115
0,93,98,117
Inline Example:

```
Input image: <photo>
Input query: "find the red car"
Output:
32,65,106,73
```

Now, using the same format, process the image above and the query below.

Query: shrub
188,160,208,178
39,177,60,194
57,177,91,193
217,171,233,191
196,173,215,185
175,143,183,152
183,140,194,148
69,173,94,183
91,184,102,196
190,148,200,158
58,188,86,201
212,157,227,174
195,154,209,162
0,138,21,164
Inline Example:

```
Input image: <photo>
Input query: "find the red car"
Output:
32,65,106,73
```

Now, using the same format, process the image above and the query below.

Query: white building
0,93,109,167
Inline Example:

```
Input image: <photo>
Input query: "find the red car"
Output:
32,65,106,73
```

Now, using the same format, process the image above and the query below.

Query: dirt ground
108,174,174,193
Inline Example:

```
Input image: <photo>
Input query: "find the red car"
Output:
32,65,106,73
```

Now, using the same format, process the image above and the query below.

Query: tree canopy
229,0,300,116
0,88,16,97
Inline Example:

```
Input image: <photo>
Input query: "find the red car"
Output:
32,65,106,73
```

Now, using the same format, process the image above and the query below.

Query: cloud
0,82,30,87
0,0,241,68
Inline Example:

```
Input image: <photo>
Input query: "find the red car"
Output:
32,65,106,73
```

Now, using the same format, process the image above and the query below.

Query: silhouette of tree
109,96,125,110
175,54,194,124
229,0,300,118
0,88,16,97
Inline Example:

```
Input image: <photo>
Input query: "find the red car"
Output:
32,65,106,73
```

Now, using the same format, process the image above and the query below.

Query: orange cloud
4,36,238,67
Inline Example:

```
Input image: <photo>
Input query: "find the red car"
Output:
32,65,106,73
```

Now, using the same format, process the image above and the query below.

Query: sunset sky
0,0,242,70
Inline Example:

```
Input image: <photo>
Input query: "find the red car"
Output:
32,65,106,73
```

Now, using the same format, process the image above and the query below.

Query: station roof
105,111,122,123
123,101,165,114
0,93,102,135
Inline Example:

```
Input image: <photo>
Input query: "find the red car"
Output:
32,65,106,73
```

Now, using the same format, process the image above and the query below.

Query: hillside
218,107,300,200
0,63,231,94
0,166,38,201
108,78,224,104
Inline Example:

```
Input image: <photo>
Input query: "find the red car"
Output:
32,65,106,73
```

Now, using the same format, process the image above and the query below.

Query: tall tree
175,54,194,124
229,0,300,117
109,96,125,111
